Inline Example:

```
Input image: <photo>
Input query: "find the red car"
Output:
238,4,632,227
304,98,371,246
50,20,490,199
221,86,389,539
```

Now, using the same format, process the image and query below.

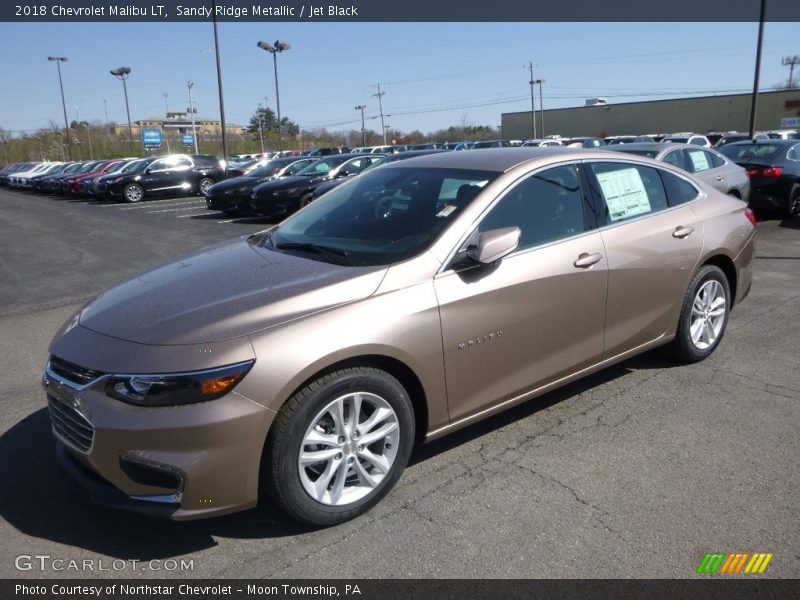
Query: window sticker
687,150,710,172
596,167,651,222
436,204,457,218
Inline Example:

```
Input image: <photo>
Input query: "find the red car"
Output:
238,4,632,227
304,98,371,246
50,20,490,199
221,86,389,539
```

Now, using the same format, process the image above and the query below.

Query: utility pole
187,81,199,154
783,55,800,89
535,79,545,138
355,105,366,146
163,92,170,116
103,98,109,124
212,0,228,161
110,66,134,155
373,84,387,145
527,62,536,139
748,0,767,138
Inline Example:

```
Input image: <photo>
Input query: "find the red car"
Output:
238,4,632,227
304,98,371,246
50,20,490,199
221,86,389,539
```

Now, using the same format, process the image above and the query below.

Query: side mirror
466,227,520,264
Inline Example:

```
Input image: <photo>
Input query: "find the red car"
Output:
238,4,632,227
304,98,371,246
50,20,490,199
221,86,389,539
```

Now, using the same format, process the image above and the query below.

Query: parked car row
4,137,798,218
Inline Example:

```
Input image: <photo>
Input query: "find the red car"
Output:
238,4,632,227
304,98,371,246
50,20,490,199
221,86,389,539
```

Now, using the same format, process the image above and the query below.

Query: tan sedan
44,148,755,525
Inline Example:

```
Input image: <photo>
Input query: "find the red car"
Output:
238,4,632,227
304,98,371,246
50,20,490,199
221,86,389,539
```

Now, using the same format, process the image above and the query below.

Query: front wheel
262,367,415,526
670,265,731,363
123,183,144,203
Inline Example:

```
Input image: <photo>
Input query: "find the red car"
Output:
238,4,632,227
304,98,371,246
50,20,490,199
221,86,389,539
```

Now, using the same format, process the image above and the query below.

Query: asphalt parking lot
0,187,798,579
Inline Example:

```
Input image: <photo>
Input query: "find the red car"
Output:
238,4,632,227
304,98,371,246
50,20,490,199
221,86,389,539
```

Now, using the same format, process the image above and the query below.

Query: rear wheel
198,178,215,196
670,265,731,363
123,183,144,203
788,185,800,218
262,367,414,526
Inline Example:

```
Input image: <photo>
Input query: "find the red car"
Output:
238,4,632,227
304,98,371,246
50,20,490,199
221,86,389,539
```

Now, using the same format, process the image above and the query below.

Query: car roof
378,147,612,173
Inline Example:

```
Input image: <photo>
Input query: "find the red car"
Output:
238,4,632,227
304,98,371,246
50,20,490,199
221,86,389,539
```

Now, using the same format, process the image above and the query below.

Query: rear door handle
715,175,724,181
573,252,603,268
673,226,695,239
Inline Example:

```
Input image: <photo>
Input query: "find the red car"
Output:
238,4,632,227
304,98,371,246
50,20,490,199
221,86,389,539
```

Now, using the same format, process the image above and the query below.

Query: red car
68,160,125,196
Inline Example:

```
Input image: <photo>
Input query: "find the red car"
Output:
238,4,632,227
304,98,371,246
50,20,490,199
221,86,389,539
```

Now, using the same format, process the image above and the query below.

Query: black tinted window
661,149,686,170
479,165,587,250
661,170,700,206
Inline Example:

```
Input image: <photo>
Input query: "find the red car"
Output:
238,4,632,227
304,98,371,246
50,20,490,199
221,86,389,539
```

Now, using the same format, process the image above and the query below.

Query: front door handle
673,226,695,239
715,175,724,181
573,252,603,268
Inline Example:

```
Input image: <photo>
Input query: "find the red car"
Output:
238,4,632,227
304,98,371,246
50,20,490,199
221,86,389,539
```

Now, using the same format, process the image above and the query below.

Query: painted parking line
146,205,210,214
176,211,215,218
122,200,206,211
101,196,191,208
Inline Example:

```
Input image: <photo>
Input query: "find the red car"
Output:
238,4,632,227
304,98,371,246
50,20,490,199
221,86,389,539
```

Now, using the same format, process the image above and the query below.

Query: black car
310,149,447,200
99,154,226,203
40,161,86,193
718,140,800,217
249,154,378,218
205,157,317,216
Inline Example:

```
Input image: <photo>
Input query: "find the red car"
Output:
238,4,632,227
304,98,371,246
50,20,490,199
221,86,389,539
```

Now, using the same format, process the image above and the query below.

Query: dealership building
501,89,800,139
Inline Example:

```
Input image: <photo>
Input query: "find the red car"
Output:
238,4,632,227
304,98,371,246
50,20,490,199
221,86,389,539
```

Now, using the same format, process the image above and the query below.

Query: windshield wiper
274,241,350,264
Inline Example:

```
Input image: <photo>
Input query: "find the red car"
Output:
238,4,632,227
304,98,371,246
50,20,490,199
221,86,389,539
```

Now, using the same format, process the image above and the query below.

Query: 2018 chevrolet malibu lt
44,148,755,526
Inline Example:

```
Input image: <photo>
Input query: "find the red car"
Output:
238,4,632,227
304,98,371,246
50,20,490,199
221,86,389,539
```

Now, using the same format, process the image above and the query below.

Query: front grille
49,355,104,386
48,395,95,454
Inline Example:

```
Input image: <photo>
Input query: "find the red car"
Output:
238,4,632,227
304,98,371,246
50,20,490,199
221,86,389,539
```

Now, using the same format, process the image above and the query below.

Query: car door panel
436,234,608,423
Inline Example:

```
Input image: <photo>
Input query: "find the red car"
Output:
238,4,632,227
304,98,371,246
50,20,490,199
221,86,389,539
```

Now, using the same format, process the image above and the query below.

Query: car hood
252,174,324,195
209,175,260,192
77,235,387,345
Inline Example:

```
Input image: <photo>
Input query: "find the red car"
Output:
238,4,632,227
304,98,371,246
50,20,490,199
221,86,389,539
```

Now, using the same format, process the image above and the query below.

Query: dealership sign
141,128,162,148
780,117,800,128
182,134,195,147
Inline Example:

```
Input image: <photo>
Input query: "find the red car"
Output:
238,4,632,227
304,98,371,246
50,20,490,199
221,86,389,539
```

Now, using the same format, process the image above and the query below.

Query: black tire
298,192,314,210
262,367,415,527
788,184,800,219
123,183,144,203
670,265,731,363
198,178,215,197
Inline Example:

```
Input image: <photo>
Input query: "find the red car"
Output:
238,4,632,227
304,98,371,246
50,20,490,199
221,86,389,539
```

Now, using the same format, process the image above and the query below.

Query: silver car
607,143,750,201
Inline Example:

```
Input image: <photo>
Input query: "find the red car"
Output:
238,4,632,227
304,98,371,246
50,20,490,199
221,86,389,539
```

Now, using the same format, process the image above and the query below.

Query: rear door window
588,162,668,224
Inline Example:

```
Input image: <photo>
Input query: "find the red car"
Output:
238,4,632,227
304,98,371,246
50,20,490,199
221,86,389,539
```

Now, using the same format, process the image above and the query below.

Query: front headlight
281,187,300,198
106,177,123,184
236,186,250,194
105,360,254,407
84,178,94,184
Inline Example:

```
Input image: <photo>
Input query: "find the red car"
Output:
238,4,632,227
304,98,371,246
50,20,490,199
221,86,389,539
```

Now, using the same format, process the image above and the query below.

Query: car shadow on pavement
0,350,680,558
410,349,682,467
0,410,311,560
778,217,800,230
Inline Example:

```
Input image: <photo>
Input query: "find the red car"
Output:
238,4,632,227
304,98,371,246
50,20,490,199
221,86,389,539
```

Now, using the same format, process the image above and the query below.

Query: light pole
110,66,134,155
257,39,291,151
355,105,366,146
187,81,199,155
48,56,72,160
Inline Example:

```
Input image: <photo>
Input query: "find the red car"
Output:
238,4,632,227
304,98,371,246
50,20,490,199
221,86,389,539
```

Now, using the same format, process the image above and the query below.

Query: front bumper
206,193,251,213
249,191,297,218
43,346,275,520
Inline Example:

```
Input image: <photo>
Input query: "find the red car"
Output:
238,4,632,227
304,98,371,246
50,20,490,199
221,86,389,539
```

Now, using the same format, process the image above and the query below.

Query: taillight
744,207,757,228
746,166,782,178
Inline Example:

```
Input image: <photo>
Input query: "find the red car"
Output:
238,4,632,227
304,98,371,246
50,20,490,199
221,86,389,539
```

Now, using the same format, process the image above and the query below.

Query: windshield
262,167,499,267
78,161,101,173
666,137,689,144
122,159,150,173
295,157,346,176
718,143,782,160
104,161,127,174
248,160,285,178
